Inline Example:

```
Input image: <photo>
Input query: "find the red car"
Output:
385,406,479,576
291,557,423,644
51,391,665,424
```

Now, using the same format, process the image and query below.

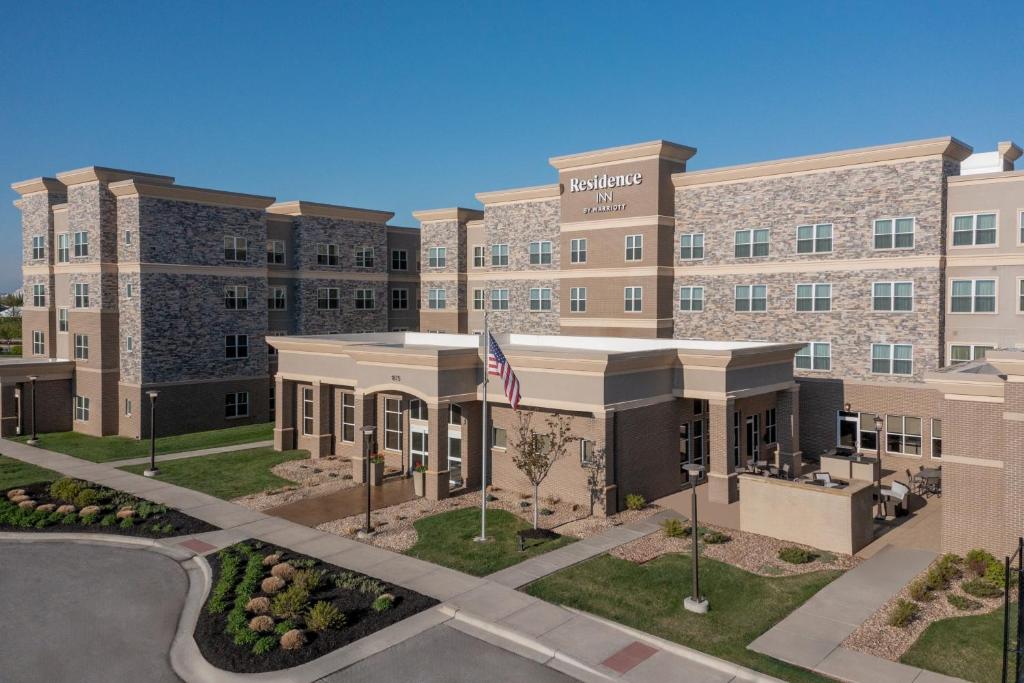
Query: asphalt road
0,541,186,683
321,624,577,682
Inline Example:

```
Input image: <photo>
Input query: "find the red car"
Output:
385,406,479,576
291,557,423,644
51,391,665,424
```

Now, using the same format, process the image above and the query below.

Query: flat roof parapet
549,139,697,170
267,200,394,224
10,177,65,196
109,179,275,210
56,166,176,187
475,183,562,206
412,207,484,223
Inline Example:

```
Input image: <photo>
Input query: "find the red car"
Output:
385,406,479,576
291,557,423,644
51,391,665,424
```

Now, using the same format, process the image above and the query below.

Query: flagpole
476,308,489,542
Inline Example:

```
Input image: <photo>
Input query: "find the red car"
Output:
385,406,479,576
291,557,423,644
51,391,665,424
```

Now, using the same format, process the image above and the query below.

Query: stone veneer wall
19,191,65,266
137,196,266,267
292,215,389,272
483,278,560,334
118,272,142,383
294,279,388,334
68,182,119,264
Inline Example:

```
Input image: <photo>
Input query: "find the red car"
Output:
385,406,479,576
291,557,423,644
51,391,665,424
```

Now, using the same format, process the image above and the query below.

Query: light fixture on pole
682,462,709,614
143,390,160,477
26,375,38,445
873,414,885,520
358,425,377,538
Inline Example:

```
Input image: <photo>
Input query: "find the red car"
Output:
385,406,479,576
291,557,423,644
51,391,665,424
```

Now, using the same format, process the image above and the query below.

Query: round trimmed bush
625,493,646,511
778,547,816,564
262,553,282,567
271,562,295,582
248,615,275,633
73,489,100,508
701,530,731,544
372,593,395,612
261,576,286,594
887,599,919,627
279,629,306,650
246,597,271,614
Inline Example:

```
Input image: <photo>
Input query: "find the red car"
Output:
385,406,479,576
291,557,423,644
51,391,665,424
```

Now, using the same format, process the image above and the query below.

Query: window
796,283,831,311
73,231,89,257
73,283,89,308
225,334,249,359
124,399,132,417
268,286,287,310
355,246,374,268
491,288,509,310
341,393,355,442
472,245,485,268
691,419,705,465
491,244,509,266
679,233,704,260
57,307,68,332
886,415,922,455
491,426,507,449
126,283,134,298
731,412,740,467
124,230,133,246
316,243,338,266
267,240,285,264
269,385,275,415
391,289,409,310
472,289,485,311
873,282,914,312
223,235,246,261
32,284,45,307
384,398,403,451
735,284,767,312
858,413,879,451
570,287,586,313
317,288,339,310
624,286,642,312
529,241,552,265
949,344,992,364
32,330,44,355
427,247,447,268
1020,211,1024,245
874,217,915,249
625,234,643,261
679,286,704,311
735,228,769,258
872,343,913,375
931,419,942,458
529,287,552,311
693,399,707,415
952,213,997,246
409,399,427,420
427,288,446,309
765,408,777,443
580,439,597,467
449,404,462,425
57,234,69,263
570,238,587,263
31,235,45,260
225,392,249,418
797,223,833,254
354,289,375,310
1020,278,1024,313
301,387,314,436
950,279,996,313
125,335,134,353
224,285,249,310
74,395,90,422
392,249,408,270
795,342,831,371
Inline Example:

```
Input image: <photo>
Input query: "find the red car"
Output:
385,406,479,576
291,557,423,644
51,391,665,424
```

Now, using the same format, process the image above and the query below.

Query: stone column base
351,455,368,484
309,433,333,459
426,470,450,501
274,427,295,451
707,472,739,504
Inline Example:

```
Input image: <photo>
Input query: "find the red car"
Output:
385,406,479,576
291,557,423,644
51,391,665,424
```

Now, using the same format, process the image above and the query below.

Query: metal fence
1004,536,1023,683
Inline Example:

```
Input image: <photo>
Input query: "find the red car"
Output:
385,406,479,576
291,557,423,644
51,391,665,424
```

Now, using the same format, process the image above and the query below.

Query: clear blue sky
2,1,1022,292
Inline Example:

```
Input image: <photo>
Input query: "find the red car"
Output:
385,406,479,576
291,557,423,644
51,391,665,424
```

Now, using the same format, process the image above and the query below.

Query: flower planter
369,460,384,486
413,470,426,497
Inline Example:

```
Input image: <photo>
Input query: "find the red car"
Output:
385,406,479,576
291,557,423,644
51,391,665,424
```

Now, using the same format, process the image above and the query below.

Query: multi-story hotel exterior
6,167,419,439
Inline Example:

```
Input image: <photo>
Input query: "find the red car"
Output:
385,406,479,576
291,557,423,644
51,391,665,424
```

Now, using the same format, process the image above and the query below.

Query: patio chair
905,468,923,495
767,462,792,480
814,472,840,488
881,480,910,517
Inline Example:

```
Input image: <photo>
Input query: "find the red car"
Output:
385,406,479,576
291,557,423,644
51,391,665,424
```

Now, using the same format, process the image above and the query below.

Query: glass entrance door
837,411,858,450
410,426,428,470
745,414,761,463
448,431,463,488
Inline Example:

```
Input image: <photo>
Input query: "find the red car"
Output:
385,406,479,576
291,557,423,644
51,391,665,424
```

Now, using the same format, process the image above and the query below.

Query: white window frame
57,307,68,333
679,233,704,261
391,288,409,310
125,398,132,417
872,281,914,312
267,239,286,265
795,342,831,371
529,287,552,311
225,391,250,419
384,397,403,451
32,284,45,307
268,286,287,310
73,283,89,308
886,415,923,456
491,426,507,450
472,288,485,311
491,244,509,266
391,249,408,271
224,285,249,310
948,343,993,365
32,331,44,355
931,418,942,459
871,343,913,376
679,286,704,312
625,234,643,262
57,233,70,263
569,287,586,313
74,395,90,422
301,387,314,436
949,278,997,314
125,335,134,353
529,241,552,265
355,246,375,268
225,334,249,359
624,286,643,312
491,288,509,310
317,287,340,310
951,211,998,248
316,243,339,266
795,283,831,312
735,284,767,312
873,217,915,250
73,231,89,257
427,288,446,309
427,247,447,268
796,223,833,254
340,392,355,442
31,235,45,260
570,238,587,264
223,235,247,262
472,245,485,268
354,288,375,310
734,228,769,258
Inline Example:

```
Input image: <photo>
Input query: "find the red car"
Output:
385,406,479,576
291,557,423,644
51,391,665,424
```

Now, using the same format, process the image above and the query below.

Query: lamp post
143,391,160,477
874,414,885,520
358,425,377,538
26,375,38,445
682,462,709,614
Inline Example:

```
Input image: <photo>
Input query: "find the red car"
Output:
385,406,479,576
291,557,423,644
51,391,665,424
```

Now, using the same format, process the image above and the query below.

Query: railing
1003,536,1023,683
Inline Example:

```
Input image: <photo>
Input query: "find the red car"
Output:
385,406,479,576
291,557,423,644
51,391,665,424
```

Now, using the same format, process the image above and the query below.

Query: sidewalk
113,439,275,467
0,437,780,682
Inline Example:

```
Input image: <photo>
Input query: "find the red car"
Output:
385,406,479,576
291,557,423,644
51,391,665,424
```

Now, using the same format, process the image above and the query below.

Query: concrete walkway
0,437,780,682
265,475,416,527
748,544,964,683
114,439,275,467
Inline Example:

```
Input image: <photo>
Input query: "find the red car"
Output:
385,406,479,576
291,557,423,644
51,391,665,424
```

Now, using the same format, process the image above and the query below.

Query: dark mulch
195,540,439,673
518,528,561,542
0,480,218,538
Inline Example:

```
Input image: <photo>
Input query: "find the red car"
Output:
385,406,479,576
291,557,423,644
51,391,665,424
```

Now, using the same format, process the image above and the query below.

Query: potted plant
412,465,427,497
369,455,385,486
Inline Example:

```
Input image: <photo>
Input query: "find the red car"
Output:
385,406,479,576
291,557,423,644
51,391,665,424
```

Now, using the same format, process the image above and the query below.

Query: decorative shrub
73,489,100,509
625,493,646,511
49,478,84,503
926,554,963,590
702,531,731,544
271,583,310,620
245,597,270,614
908,578,933,602
962,578,1003,599
99,513,118,527
358,578,386,596
966,549,996,577
119,516,134,529
306,601,345,632
60,512,78,525
778,547,816,564
208,551,241,614
252,636,276,655
887,599,919,627
292,558,317,570
947,593,983,611
270,562,295,582
262,553,282,567
660,518,685,538
372,593,395,612
292,569,325,593
539,508,554,516
261,576,286,594
274,620,295,636
334,572,360,591
280,629,306,650
248,615,274,633
985,559,1007,589
55,504,76,515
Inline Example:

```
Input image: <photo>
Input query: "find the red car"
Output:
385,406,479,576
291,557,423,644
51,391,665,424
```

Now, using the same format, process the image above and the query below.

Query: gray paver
540,614,635,666
446,583,537,622
623,650,735,683
817,646,923,683
498,601,574,638
749,626,838,670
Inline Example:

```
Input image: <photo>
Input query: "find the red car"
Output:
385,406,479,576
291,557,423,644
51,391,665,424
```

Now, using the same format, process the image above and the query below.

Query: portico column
308,381,333,459
776,385,803,477
273,377,295,451
352,392,376,484
707,397,738,504
425,400,450,500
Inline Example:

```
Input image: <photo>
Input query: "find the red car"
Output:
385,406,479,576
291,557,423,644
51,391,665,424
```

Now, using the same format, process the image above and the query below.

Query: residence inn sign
569,171,643,215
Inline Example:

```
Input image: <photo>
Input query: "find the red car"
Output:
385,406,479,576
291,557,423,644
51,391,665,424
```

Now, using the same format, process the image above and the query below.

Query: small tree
510,411,575,529
583,446,607,517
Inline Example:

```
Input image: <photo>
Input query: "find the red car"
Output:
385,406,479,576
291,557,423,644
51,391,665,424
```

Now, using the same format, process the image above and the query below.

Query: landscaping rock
270,562,295,581
79,505,101,517
248,615,274,633
116,509,135,520
261,576,285,594
18,500,37,509
280,629,306,650
56,504,76,515
245,596,270,614
36,503,56,513
10,494,30,504
6,488,25,500
261,553,282,567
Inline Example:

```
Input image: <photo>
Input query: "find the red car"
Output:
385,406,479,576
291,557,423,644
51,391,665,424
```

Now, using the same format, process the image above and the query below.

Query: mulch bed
0,480,218,538
195,540,439,673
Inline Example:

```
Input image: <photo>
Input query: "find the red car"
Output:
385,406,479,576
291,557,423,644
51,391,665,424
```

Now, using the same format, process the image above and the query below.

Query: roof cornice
267,200,393,224
10,177,65,196
412,207,484,224
550,140,697,170
56,166,175,187
108,179,275,210
475,183,562,206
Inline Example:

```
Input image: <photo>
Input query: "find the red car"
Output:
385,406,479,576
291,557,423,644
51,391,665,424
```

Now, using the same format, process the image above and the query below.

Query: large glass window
341,393,355,442
384,398,402,451
765,408,777,443
354,289,375,310
472,289,485,311
301,387,314,435
223,235,246,261
529,241,552,265
225,334,249,359
491,244,509,266
74,395,90,421
624,286,642,312
32,284,45,307
57,307,68,332
74,283,89,308
427,247,446,268
931,419,942,458
795,342,830,371
950,279,996,313
391,289,408,310
949,344,992,364
491,288,509,310
317,288,339,310
472,246,485,268
268,286,287,310
570,238,587,263
796,283,830,311
57,233,69,263
225,392,249,418
886,415,922,455
354,246,374,268
679,286,703,311
734,229,769,258
796,224,833,253
74,231,90,257
952,213,997,246
735,284,767,312
859,413,879,451
32,331,44,355
569,287,586,313
874,218,915,249
873,282,914,311
267,240,285,264
392,249,408,270
74,333,88,360
625,234,643,261
427,288,446,309
31,235,45,260
224,285,249,310
872,343,913,375
409,399,427,420
529,287,551,311
316,243,338,265
679,233,704,260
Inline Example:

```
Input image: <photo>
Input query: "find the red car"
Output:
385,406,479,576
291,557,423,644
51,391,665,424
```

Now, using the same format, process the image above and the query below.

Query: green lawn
406,507,576,576
15,422,273,462
902,602,1016,683
0,455,59,490
525,553,840,683
120,447,307,500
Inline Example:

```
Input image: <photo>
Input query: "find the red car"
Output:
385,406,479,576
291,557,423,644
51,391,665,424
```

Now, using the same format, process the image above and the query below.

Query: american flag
487,333,521,410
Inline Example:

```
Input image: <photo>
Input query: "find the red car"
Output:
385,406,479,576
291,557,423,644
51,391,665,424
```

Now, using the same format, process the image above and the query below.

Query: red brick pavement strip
178,538,218,554
600,640,660,674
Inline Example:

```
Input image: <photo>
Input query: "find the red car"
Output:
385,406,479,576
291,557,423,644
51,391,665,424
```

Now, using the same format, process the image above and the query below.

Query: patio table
919,467,941,495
